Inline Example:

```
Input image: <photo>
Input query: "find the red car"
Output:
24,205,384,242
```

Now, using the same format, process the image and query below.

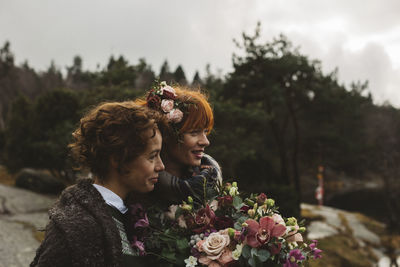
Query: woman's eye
189,130,200,135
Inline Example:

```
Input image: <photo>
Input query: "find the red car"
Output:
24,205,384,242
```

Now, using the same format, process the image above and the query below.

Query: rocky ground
0,184,55,267
302,203,400,267
0,180,399,266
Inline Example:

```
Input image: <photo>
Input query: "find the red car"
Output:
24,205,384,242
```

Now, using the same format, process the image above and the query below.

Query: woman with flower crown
135,81,222,206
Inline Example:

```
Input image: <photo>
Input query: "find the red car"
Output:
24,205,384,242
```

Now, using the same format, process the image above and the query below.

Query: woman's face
118,128,165,194
167,129,210,170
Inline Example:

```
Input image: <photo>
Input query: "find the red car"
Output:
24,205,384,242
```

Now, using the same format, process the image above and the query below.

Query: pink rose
161,85,177,99
161,99,174,112
285,224,303,243
200,232,230,260
166,108,184,123
219,249,233,265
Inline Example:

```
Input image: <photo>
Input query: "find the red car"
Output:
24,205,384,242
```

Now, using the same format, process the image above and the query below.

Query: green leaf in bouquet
238,216,248,223
161,248,176,262
248,257,257,267
159,233,175,243
176,238,189,251
241,245,251,258
257,249,270,262
233,195,243,208
234,215,249,230
249,255,265,267
234,221,243,230
251,247,258,257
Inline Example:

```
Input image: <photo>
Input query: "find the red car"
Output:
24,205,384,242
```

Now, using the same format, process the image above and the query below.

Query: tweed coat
30,178,124,267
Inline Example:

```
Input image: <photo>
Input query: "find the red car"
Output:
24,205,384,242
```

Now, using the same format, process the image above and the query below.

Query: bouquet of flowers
144,182,322,267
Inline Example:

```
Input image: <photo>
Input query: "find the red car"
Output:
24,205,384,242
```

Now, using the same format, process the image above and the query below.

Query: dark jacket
153,154,223,205
30,178,138,267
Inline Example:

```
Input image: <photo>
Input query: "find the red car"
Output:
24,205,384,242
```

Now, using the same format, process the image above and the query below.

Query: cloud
0,0,399,105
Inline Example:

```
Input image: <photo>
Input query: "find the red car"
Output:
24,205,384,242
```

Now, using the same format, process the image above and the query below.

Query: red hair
174,87,214,134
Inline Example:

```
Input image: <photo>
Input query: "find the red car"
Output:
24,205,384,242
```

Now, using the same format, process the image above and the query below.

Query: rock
0,184,55,267
307,221,339,240
0,184,55,214
0,219,41,267
15,168,65,194
344,213,381,245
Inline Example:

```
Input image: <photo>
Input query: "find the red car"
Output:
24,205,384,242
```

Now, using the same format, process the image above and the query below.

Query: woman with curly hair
136,82,222,205
31,101,166,267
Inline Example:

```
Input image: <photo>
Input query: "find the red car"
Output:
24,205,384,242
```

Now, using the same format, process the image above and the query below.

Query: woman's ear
109,156,119,170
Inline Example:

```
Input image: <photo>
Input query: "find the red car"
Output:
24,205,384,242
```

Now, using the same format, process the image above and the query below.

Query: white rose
232,244,243,260
201,232,230,260
161,99,174,112
166,109,184,123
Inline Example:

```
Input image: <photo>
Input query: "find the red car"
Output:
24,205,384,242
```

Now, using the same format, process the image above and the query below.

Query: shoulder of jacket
202,154,223,185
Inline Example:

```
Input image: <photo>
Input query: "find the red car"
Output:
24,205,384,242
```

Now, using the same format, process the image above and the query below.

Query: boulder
15,168,65,194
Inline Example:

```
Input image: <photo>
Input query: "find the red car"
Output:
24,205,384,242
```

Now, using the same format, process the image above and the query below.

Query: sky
1,0,399,106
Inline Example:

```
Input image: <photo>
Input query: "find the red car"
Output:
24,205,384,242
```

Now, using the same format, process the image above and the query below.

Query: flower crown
146,81,186,124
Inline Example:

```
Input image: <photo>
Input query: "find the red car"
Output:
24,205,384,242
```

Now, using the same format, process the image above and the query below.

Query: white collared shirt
92,184,128,214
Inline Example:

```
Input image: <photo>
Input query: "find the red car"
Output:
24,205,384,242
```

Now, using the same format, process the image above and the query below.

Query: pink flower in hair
166,108,184,123
161,85,177,98
161,99,174,113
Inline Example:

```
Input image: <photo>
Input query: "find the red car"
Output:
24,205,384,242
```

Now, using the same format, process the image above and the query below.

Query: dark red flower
214,216,234,230
146,94,161,110
256,193,268,205
240,205,250,213
193,205,215,233
218,195,233,207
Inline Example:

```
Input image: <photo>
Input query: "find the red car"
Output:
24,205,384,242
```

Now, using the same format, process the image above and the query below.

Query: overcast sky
1,0,399,106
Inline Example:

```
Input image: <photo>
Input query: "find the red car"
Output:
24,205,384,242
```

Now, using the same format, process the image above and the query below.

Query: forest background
0,25,399,233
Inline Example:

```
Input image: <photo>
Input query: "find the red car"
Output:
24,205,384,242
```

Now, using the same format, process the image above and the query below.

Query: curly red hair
69,101,166,181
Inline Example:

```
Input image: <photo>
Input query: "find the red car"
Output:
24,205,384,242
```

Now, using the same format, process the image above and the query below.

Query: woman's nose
198,133,210,147
155,157,165,172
